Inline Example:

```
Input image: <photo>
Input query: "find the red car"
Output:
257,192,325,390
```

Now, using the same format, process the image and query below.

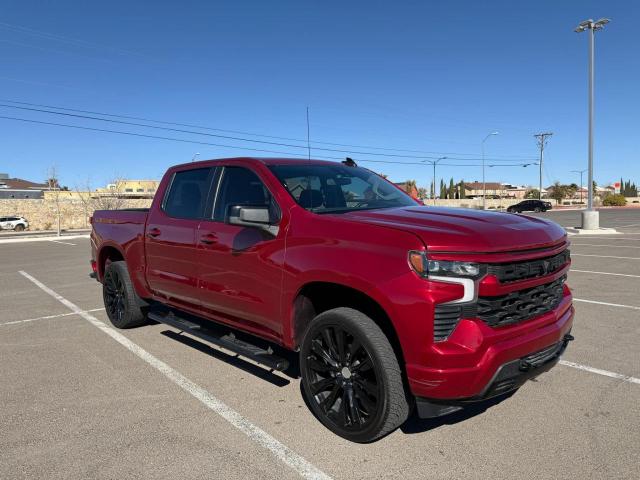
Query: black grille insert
433,304,477,341
487,250,570,283
476,275,566,328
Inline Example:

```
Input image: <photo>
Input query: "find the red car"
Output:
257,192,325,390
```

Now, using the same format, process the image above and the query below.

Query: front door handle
200,233,217,244
147,227,161,238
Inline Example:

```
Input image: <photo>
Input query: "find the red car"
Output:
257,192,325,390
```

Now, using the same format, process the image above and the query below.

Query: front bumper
415,332,574,418
406,292,574,400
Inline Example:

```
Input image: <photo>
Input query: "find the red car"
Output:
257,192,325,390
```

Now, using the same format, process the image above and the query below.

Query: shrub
602,194,627,206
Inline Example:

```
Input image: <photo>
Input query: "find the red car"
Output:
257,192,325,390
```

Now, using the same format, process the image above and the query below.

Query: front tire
14,224,25,231
103,261,147,328
534,207,541,212
300,307,410,442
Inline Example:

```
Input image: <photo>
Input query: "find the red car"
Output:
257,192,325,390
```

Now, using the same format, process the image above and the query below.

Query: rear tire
103,261,147,328
14,224,25,231
534,207,541,212
300,307,410,442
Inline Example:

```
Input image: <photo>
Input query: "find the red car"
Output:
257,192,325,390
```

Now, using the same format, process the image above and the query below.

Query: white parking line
571,243,640,249
18,270,331,480
0,234,89,244
572,254,640,260
49,240,76,246
0,308,104,326
574,298,640,310
576,236,640,241
571,269,640,278
559,360,640,385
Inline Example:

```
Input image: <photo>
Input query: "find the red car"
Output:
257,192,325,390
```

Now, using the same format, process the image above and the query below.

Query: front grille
476,275,566,328
487,250,570,283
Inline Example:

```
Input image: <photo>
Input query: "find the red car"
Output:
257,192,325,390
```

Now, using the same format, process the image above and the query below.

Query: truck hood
341,206,567,253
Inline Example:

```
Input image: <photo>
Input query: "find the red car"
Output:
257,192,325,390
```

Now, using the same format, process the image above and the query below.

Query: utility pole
534,132,553,200
571,169,587,203
306,106,311,160
575,18,610,230
432,156,447,206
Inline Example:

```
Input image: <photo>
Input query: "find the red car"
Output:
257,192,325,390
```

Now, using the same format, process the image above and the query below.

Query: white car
0,216,29,231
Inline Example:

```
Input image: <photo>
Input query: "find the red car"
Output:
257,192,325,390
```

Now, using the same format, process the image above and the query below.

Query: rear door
196,165,285,338
145,167,215,308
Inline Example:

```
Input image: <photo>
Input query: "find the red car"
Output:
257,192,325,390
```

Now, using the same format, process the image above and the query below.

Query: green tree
440,179,446,199
448,178,455,199
549,181,568,204
525,188,540,199
459,180,466,199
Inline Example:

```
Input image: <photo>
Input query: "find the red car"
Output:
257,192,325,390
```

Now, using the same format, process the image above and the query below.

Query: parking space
1,209,639,480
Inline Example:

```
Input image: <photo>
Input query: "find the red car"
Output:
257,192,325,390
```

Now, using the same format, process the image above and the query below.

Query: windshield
269,164,417,213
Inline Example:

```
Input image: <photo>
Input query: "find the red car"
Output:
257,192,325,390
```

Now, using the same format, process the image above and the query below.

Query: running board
148,310,289,371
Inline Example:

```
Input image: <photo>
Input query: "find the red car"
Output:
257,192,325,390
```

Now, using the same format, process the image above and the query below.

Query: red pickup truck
91,157,574,442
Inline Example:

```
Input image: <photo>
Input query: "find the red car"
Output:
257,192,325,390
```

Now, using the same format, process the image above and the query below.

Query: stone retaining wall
0,198,153,231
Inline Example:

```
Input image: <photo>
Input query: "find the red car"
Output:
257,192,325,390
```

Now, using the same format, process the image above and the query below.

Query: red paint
91,158,573,401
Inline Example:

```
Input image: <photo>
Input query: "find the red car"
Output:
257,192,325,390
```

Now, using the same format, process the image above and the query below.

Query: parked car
0,216,29,231
91,158,574,442
507,200,553,213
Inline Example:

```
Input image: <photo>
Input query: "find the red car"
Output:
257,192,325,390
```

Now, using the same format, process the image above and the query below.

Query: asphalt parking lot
1,208,639,480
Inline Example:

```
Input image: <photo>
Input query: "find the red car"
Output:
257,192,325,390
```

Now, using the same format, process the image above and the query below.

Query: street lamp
571,169,588,203
422,156,447,206
481,132,499,209
575,17,610,230
191,152,200,162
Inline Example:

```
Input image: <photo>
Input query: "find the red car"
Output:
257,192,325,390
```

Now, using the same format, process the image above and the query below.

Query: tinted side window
163,168,211,219
213,167,272,221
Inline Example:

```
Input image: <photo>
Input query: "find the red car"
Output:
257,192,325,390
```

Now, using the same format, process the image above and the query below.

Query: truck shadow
400,390,517,435
160,330,293,388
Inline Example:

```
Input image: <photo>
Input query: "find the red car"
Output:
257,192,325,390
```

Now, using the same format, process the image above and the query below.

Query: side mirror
228,205,279,235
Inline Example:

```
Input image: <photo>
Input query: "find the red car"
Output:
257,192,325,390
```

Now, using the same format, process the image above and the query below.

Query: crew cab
90,158,574,442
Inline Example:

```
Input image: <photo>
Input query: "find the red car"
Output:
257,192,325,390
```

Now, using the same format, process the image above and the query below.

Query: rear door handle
200,233,217,244
147,228,161,238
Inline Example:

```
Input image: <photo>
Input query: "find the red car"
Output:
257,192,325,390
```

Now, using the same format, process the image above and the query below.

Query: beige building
96,180,160,198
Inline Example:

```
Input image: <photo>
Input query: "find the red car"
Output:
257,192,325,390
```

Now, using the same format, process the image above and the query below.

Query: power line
0,102,531,161
0,114,535,170
0,99,538,161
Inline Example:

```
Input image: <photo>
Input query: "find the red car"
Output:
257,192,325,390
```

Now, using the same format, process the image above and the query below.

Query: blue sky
0,0,637,190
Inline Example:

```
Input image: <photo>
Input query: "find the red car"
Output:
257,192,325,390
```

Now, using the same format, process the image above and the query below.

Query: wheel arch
292,281,407,374
97,244,125,279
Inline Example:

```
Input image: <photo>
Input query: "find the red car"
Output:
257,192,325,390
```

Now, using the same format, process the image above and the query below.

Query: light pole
481,132,499,209
571,169,587,203
575,17,610,230
191,152,200,162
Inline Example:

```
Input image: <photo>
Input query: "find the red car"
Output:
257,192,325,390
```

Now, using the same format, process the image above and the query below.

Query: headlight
408,250,480,304
427,259,480,277
408,251,480,278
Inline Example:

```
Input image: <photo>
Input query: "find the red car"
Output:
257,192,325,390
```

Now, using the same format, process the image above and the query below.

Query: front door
145,166,214,309
196,166,285,338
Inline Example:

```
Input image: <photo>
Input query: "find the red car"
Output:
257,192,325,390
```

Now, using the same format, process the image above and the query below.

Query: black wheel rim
304,325,380,432
104,269,126,323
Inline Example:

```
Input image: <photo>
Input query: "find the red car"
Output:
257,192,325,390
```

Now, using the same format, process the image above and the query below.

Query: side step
148,310,289,371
